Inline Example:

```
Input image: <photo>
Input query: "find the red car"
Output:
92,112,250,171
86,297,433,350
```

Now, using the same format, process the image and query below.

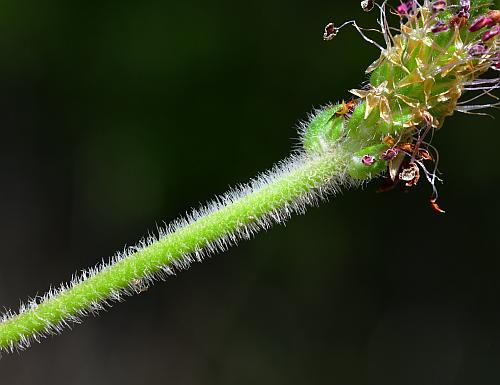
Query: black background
1,1,500,384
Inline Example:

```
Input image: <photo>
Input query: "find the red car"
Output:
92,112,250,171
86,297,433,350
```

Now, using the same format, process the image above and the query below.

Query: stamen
397,1,415,18
449,1,471,28
455,101,500,112
361,155,376,165
432,0,447,13
463,77,500,86
459,76,500,104
431,21,450,33
381,148,399,161
468,42,488,56
464,85,500,91
414,159,441,185
487,10,500,24
458,85,500,105
335,20,386,51
430,197,446,213
460,0,470,13
420,142,442,202
399,163,420,186
449,14,468,28
418,149,433,161
410,113,433,164
482,25,500,42
469,17,494,32
377,1,396,48
323,23,338,41
361,0,375,12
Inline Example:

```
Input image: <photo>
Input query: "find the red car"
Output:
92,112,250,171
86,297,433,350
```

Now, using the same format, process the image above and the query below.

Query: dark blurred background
1,1,500,384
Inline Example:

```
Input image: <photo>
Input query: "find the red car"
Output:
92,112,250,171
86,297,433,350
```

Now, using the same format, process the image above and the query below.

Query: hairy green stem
0,150,349,351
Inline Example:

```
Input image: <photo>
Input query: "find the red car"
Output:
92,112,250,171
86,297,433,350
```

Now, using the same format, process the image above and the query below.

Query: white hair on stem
0,146,360,355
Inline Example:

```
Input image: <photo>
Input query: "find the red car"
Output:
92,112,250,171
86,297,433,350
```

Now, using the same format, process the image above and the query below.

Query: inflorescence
315,0,499,212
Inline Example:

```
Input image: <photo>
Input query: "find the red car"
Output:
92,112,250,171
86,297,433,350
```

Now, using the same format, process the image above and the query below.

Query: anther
397,1,414,17
417,149,433,161
468,43,488,56
399,163,420,186
450,1,471,28
460,0,470,13
482,25,500,42
469,17,494,32
323,23,339,40
381,148,399,161
450,14,468,28
432,0,447,13
431,21,449,33
361,155,376,165
361,0,374,12
487,10,500,24
492,52,500,71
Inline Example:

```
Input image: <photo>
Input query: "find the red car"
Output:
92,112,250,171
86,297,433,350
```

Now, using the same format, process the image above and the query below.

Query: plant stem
0,150,350,352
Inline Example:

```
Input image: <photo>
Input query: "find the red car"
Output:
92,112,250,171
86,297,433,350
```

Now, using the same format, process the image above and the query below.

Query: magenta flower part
482,25,500,42
469,17,493,32
397,3,408,14
431,21,449,33
432,0,446,13
361,155,376,165
460,0,470,12
397,1,414,16
468,43,488,56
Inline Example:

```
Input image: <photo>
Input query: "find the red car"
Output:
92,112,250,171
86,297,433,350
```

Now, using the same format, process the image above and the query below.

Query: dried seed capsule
449,14,468,28
323,23,338,40
399,163,420,186
361,0,374,12
381,148,399,161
